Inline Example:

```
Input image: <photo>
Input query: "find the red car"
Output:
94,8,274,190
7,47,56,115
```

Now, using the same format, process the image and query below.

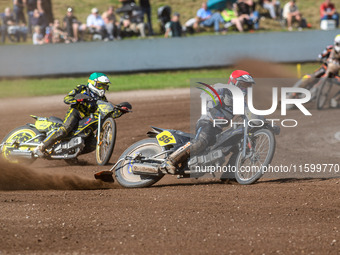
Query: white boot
330,98,338,108
33,143,45,157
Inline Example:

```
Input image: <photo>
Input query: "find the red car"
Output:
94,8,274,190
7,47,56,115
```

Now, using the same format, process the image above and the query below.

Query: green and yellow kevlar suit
42,84,107,149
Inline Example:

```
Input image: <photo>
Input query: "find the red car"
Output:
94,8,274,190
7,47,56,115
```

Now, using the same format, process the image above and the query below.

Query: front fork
96,113,101,145
242,123,248,158
241,125,256,161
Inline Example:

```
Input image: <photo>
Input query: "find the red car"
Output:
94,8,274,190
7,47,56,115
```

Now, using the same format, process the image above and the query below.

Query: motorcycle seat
175,130,195,139
48,116,63,124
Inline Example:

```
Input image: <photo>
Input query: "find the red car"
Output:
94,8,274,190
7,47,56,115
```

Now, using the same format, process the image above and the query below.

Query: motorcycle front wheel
285,78,306,110
96,117,116,165
1,125,40,164
233,129,276,185
285,77,318,110
115,138,164,188
316,78,333,110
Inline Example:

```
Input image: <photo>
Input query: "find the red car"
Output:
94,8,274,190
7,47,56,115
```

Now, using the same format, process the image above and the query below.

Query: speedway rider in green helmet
34,72,121,156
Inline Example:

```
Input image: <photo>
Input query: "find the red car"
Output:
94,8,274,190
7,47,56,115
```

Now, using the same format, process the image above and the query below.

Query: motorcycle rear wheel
233,129,276,185
96,117,116,165
115,138,164,188
1,125,40,164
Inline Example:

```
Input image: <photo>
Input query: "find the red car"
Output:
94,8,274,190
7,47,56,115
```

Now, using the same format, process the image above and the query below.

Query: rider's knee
57,126,68,138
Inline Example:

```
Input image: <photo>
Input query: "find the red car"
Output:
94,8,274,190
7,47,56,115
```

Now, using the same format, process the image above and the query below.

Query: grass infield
0,63,320,98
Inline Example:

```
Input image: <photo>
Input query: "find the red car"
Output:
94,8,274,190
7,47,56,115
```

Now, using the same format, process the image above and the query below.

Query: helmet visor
237,81,254,89
96,82,109,91
335,41,340,52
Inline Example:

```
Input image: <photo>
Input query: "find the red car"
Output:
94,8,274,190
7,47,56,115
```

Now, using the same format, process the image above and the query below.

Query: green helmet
88,72,111,97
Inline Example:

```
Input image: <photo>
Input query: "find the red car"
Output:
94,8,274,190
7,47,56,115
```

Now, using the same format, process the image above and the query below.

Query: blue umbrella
207,0,236,10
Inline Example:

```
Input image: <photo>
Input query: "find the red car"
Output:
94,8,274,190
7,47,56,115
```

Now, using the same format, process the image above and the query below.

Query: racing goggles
96,82,110,90
237,80,254,89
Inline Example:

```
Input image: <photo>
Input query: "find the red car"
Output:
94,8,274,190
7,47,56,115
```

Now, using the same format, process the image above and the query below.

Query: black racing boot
161,142,191,174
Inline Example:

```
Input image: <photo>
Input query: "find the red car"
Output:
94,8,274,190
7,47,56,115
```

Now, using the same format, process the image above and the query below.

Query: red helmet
228,70,255,94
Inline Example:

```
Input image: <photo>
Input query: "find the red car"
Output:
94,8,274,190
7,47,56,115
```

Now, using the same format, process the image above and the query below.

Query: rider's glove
120,106,129,112
76,98,93,103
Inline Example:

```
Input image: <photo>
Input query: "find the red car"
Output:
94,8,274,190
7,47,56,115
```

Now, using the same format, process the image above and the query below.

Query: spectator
13,0,26,24
259,0,279,19
37,0,54,25
283,0,302,31
0,13,2,42
2,7,16,26
1,7,27,43
25,0,37,34
1,7,16,43
31,8,46,31
131,5,147,36
194,2,225,34
139,0,153,35
234,0,259,30
117,0,137,14
120,6,146,38
102,6,120,41
320,0,339,28
86,7,105,40
32,25,44,44
51,19,69,43
63,7,86,42
158,5,172,33
221,3,244,32
164,12,182,38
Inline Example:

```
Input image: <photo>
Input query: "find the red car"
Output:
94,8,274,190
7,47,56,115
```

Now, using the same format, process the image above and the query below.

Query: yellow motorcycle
0,100,132,166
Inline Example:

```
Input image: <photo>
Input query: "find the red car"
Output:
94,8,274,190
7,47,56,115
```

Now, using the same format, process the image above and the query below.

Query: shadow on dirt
152,177,337,188
259,177,338,184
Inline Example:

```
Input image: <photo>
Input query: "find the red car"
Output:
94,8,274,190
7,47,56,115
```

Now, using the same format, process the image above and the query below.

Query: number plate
156,131,177,147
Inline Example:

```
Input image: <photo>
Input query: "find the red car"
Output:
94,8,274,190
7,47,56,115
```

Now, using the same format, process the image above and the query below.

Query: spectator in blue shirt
194,2,224,33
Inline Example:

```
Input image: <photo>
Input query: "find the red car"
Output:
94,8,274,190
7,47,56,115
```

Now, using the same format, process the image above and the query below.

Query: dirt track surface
1,86,340,254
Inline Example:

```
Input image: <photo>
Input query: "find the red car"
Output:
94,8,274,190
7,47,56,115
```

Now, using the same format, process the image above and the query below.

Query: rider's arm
329,49,340,62
318,45,333,62
64,85,84,105
101,95,108,102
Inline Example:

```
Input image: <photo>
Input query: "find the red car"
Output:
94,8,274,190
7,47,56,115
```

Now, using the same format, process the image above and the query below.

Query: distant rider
162,70,255,174
328,34,340,108
300,34,340,107
34,72,128,156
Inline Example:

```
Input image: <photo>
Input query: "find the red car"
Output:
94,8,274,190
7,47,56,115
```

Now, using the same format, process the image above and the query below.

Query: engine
53,137,84,157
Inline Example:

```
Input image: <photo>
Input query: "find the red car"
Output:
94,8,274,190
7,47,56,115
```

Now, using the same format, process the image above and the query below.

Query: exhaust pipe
132,163,161,176
9,150,33,159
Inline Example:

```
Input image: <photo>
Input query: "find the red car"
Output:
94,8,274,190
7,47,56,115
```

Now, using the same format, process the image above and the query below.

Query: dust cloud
0,159,115,191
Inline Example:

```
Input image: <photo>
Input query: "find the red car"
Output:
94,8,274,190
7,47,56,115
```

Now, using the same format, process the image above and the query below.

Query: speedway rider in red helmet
162,70,255,174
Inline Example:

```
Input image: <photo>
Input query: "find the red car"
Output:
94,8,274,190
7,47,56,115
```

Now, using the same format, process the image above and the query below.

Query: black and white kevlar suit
166,84,235,172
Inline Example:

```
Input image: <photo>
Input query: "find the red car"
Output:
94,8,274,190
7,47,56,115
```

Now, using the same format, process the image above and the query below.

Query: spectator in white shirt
86,7,105,39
